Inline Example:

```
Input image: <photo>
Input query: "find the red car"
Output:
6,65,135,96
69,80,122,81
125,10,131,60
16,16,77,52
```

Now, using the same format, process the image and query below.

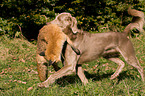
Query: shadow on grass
56,70,135,87
84,71,113,81
85,70,135,82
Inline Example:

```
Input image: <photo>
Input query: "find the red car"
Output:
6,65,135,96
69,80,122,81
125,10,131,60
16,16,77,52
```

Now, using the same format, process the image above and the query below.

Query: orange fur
39,24,66,62
36,23,80,81
38,24,80,63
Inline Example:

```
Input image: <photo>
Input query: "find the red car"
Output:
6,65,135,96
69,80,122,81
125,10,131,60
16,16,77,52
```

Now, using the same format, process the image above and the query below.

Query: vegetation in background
0,0,145,95
0,0,55,40
0,0,145,40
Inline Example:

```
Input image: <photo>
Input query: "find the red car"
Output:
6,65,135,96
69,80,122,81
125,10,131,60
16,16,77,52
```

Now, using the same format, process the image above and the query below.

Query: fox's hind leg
36,54,48,81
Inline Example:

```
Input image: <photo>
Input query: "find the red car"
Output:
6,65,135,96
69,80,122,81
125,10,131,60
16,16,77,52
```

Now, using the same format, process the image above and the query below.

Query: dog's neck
63,26,82,40
63,26,92,42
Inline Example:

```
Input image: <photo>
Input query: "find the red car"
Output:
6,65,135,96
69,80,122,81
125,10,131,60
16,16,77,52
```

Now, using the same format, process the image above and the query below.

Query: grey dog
38,10,144,87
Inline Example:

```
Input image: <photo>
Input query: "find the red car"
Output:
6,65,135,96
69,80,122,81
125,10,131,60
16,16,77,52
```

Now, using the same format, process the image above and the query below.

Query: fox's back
40,24,66,62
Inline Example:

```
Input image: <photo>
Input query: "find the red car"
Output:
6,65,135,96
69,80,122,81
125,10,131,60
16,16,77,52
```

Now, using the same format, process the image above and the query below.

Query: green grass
0,34,145,96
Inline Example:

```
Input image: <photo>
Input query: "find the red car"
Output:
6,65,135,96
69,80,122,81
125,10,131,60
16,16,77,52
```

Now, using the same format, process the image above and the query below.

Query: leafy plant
0,0,145,39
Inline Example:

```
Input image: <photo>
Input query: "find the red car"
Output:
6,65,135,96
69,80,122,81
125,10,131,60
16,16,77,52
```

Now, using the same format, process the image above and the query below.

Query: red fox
40,24,80,63
36,24,80,81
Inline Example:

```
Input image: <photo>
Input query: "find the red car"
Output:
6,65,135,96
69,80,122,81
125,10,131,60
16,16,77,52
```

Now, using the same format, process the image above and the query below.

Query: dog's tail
123,7,144,36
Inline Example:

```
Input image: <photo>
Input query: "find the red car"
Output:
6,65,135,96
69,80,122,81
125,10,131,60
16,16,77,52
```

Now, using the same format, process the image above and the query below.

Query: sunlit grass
0,34,145,96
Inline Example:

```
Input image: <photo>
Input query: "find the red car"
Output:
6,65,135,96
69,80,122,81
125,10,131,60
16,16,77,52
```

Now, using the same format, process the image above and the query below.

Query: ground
0,34,145,96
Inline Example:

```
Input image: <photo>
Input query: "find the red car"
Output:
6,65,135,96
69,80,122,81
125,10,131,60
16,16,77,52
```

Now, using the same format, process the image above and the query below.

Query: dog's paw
38,82,49,88
110,75,117,80
110,74,119,80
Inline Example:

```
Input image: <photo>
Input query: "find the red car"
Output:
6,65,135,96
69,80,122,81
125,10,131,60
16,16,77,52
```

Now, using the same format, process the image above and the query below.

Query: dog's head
48,12,80,33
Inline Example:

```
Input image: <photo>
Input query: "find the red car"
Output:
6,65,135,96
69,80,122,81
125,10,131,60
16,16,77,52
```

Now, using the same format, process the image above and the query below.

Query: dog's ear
71,17,80,33
50,13,71,28
55,12,71,23
49,12,81,33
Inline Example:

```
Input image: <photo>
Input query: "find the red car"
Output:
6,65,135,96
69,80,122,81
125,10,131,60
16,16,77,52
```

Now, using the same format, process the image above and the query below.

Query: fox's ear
39,52,45,56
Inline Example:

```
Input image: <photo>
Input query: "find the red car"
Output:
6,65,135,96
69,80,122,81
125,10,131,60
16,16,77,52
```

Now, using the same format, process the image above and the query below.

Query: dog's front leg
77,65,88,85
38,64,76,88
38,46,78,88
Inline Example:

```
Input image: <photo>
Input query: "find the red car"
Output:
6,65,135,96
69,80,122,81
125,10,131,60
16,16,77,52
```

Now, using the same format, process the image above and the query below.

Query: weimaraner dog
38,8,144,87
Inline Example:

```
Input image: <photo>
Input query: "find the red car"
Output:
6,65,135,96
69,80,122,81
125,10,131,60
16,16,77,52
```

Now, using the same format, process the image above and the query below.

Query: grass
0,34,145,96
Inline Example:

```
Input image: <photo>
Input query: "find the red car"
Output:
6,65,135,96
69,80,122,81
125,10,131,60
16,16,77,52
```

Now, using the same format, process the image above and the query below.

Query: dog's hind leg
125,56,144,81
117,42,144,81
106,58,125,80
76,65,88,85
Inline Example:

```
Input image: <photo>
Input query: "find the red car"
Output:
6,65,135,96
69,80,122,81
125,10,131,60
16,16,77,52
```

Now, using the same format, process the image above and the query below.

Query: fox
36,24,80,81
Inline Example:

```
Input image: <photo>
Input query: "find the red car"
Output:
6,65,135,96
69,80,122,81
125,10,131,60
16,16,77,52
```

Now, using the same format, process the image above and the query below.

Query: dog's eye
58,17,61,21
65,17,71,21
